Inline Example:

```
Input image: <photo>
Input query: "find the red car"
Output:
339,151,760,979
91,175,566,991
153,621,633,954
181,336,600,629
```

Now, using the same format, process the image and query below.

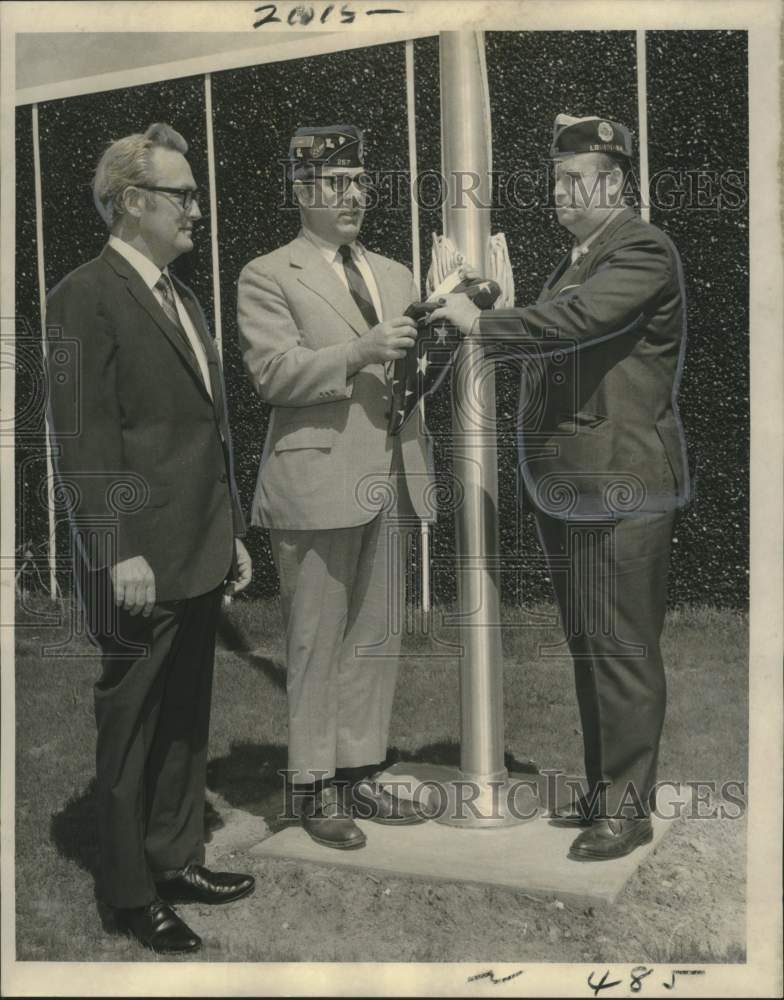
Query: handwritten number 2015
254,4,356,27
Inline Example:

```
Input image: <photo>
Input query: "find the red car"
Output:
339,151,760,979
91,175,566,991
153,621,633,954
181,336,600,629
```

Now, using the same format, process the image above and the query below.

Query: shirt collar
302,226,361,265
108,235,169,290
571,206,624,263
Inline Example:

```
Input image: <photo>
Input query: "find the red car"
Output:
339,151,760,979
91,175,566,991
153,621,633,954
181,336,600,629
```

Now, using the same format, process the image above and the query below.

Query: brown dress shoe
350,777,427,825
301,785,367,850
568,816,654,861
116,898,201,953
156,864,255,905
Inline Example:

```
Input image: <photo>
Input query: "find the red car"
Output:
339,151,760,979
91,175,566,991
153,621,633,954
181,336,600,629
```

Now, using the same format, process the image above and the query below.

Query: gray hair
92,122,188,229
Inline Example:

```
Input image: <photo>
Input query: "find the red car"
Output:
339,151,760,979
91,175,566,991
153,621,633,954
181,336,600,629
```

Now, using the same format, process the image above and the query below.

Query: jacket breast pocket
273,426,334,453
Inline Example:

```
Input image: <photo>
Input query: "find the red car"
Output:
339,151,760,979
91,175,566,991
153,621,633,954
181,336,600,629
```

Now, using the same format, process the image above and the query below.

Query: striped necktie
338,244,379,329
154,273,196,358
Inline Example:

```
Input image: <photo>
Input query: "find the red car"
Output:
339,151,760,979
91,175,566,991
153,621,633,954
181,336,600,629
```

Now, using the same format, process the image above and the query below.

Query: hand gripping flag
387,274,501,436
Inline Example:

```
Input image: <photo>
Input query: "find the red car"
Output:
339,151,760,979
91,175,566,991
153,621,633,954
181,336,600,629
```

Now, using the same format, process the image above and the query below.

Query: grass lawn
13,596,747,963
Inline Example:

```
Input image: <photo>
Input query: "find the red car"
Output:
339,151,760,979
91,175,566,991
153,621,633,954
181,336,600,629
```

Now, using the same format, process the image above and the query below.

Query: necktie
338,244,379,329
154,273,196,358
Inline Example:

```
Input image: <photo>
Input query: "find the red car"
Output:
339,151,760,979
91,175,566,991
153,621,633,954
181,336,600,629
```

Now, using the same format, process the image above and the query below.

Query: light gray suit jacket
237,232,435,530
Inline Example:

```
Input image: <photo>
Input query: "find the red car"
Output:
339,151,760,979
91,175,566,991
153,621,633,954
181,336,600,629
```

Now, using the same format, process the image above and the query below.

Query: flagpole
405,39,431,622
435,30,534,826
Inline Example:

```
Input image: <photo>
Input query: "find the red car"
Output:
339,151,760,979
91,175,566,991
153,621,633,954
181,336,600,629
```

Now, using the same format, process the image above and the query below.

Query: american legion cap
549,114,633,159
288,124,364,179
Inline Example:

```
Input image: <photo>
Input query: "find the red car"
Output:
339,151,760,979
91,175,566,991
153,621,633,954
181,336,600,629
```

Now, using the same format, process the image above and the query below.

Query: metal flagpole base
427,768,540,829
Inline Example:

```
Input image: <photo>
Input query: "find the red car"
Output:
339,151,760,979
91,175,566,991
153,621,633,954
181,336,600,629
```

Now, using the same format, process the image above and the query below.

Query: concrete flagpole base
246,765,678,905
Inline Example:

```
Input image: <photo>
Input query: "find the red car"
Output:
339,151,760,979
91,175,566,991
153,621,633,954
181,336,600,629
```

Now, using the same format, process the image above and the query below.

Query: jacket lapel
540,207,638,301
101,245,213,404
539,250,573,302
289,234,369,335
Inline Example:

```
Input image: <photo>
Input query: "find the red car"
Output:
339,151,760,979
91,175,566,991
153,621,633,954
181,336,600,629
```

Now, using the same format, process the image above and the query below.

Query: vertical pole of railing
405,39,431,621
440,31,506,784
32,104,58,600
636,29,651,224
204,73,223,357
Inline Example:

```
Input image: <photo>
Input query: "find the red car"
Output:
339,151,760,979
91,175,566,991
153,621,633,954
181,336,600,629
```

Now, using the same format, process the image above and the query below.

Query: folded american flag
387,274,501,436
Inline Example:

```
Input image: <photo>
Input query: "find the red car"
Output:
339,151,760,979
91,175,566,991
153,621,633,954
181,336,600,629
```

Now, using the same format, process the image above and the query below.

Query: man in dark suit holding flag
431,114,690,861
46,123,255,952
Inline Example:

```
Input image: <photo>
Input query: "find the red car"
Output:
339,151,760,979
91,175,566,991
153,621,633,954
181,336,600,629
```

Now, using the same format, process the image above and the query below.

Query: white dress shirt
302,227,384,324
108,235,212,396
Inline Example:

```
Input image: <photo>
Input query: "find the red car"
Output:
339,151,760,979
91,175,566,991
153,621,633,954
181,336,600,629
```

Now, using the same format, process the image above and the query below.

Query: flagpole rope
32,104,60,601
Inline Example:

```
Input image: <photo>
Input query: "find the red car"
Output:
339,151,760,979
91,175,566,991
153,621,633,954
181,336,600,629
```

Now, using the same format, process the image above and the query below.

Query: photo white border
1,1,781,996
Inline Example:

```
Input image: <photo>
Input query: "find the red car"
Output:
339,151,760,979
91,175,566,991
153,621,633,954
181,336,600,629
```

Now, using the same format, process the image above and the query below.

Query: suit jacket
46,243,245,601
237,232,434,530
480,207,690,518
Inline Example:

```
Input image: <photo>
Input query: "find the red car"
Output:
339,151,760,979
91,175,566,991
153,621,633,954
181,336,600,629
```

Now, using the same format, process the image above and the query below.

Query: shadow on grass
49,779,227,932
216,612,287,692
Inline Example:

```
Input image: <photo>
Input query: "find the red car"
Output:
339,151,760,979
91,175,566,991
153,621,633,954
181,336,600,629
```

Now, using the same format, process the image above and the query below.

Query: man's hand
226,538,252,596
428,294,482,337
111,556,156,617
458,264,482,283
347,316,418,373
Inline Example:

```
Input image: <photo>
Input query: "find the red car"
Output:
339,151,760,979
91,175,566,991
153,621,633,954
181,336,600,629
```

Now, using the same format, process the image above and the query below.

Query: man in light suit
238,125,434,849
432,115,690,861
46,123,254,953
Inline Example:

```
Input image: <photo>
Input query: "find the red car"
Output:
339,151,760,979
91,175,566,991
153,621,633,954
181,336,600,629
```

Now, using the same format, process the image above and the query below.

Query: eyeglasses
300,173,374,196
134,185,202,211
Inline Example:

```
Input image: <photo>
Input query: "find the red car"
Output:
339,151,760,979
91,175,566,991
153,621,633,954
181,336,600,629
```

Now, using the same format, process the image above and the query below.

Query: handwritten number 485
254,4,356,26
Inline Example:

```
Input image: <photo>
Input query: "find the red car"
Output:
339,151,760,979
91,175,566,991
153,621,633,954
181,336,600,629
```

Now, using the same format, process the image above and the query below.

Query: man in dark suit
46,123,254,952
431,114,690,861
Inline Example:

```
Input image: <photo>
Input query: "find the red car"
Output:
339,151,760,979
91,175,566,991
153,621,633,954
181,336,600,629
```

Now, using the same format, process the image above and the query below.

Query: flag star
416,354,430,375
478,281,491,293
404,389,414,397
435,328,448,345
397,409,406,418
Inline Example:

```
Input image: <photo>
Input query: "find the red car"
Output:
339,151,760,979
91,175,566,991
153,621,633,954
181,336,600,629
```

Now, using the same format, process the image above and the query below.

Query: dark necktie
154,273,197,359
338,244,379,329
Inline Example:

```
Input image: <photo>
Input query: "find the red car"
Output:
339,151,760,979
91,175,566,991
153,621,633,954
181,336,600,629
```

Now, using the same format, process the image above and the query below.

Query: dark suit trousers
534,508,676,816
85,576,223,908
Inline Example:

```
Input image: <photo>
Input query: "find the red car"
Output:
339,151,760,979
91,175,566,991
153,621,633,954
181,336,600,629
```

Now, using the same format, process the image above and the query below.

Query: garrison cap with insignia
288,124,365,179
549,114,633,159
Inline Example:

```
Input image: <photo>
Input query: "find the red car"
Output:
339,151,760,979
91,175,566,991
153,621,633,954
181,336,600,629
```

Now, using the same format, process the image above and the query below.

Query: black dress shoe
568,816,654,861
350,777,426,825
156,864,255,905
549,794,601,827
301,785,367,850
116,898,201,953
